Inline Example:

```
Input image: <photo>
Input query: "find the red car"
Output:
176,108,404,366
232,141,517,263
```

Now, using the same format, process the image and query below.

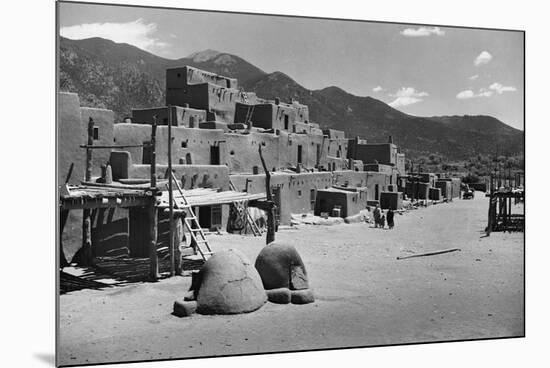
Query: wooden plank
148,202,159,281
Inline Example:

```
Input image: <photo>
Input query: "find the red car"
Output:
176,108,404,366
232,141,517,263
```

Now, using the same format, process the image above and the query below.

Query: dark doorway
310,189,316,211
375,184,380,200
211,205,222,228
198,206,212,229
142,141,152,164
297,145,303,164
284,115,289,130
210,145,220,165
316,144,321,166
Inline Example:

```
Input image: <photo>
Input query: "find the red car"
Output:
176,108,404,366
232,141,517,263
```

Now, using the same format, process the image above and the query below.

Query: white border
2,0,548,367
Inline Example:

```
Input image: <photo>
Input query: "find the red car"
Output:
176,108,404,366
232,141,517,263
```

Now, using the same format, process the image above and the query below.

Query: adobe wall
436,180,452,200
333,171,389,202
114,124,226,166
132,106,207,128
224,131,280,173
317,187,368,217
207,83,243,123
326,137,348,160
315,189,353,217
58,92,85,185
291,101,309,123
230,171,332,224
167,66,238,89
80,107,115,177
439,177,461,198
166,83,210,111
130,164,230,191
396,153,406,175
350,143,396,165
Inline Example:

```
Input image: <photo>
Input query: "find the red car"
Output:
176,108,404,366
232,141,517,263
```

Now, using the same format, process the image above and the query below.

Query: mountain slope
242,72,523,159
59,37,523,160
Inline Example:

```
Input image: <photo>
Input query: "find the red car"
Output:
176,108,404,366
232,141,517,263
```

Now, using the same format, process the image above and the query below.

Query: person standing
387,208,395,229
373,204,381,228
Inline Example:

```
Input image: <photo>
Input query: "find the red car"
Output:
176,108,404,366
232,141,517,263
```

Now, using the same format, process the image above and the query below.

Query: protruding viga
254,242,315,304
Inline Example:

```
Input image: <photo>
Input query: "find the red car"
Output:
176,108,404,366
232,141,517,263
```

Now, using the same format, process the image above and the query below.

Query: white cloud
388,87,429,107
400,26,445,37
489,82,517,94
469,74,479,80
474,51,492,66
457,89,494,99
457,81,517,100
372,86,383,92
456,90,475,99
60,18,169,53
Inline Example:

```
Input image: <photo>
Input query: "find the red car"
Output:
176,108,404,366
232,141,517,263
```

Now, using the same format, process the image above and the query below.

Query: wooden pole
149,116,159,280
168,106,176,276
81,118,94,266
148,201,159,281
150,116,157,190
59,209,70,268
259,145,276,245
397,248,461,260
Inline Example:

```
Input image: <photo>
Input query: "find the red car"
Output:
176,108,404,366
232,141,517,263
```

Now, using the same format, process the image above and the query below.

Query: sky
58,1,524,130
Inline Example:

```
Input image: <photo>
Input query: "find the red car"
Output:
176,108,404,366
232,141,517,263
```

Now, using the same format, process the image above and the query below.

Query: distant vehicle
463,189,475,199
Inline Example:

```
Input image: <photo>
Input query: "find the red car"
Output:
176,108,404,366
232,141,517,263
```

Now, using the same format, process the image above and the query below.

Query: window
93,127,99,140
298,190,302,197
297,145,303,164
181,141,187,148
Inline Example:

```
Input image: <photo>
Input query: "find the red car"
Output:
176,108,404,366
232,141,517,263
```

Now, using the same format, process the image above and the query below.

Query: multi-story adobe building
58,65,406,263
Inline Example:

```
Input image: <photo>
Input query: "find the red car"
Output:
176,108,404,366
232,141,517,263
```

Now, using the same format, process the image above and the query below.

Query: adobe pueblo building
58,65,460,279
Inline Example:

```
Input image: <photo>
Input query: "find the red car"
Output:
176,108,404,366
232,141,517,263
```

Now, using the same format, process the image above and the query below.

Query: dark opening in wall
181,141,187,148
230,150,235,155
298,190,302,197
284,115,289,130
93,127,99,140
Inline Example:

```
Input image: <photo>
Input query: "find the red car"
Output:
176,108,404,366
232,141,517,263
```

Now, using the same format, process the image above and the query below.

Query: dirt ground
58,192,524,366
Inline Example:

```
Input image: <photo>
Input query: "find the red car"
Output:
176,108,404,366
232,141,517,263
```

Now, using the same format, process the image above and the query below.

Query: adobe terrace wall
59,92,85,185
114,124,227,167
80,107,115,177
132,106,207,128
230,172,333,225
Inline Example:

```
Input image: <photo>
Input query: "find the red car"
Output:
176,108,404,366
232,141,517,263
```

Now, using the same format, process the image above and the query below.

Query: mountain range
59,36,523,161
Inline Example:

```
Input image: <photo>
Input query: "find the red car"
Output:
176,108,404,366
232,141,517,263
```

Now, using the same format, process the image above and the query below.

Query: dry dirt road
58,192,524,366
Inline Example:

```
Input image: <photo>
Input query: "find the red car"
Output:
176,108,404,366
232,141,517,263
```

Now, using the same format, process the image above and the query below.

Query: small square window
93,127,99,140
181,141,187,148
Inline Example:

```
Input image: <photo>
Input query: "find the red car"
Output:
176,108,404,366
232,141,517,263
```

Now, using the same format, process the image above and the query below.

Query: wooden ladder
240,88,255,125
170,172,213,260
229,181,263,236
